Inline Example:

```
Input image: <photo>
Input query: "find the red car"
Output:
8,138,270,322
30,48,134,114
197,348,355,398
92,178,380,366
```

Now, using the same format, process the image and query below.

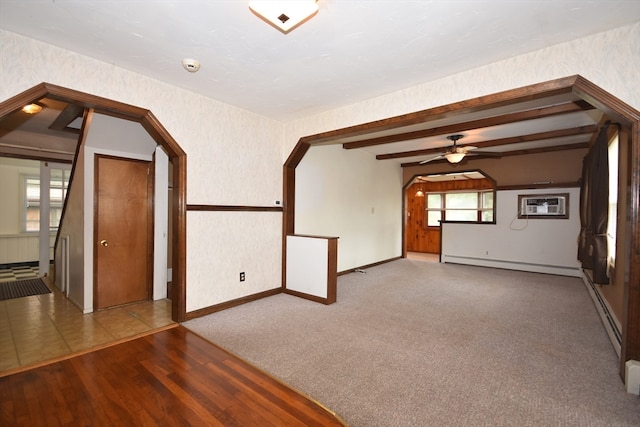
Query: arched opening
0,83,187,322
284,75,640,379
404,170,496,258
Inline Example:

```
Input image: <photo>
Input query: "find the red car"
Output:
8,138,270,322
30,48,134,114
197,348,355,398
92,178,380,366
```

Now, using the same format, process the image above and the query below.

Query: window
425,190,493,227
607,133,619,269
24,169,70,232
426,194,442,226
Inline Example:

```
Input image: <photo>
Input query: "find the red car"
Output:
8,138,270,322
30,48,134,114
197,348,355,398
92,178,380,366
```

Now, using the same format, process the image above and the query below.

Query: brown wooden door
406,187,441,253
94,155,152,309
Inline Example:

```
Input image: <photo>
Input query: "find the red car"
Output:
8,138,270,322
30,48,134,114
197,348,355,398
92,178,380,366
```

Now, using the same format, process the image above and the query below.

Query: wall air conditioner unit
518,193,569,219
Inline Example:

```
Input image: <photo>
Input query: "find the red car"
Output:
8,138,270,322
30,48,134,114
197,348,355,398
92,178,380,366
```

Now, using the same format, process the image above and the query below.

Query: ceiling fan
419,134,499,164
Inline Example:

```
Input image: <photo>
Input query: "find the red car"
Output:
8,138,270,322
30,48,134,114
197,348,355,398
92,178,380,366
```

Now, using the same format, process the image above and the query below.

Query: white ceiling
1,0,638,122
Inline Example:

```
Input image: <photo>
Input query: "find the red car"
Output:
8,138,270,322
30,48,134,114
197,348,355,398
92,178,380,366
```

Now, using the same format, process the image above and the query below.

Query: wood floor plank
0,325,346,426
224,356,331,419
212,358,334,427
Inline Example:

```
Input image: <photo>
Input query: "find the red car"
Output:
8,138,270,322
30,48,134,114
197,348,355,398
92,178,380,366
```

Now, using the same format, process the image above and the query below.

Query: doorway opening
0,83,187,322
404,170,495,258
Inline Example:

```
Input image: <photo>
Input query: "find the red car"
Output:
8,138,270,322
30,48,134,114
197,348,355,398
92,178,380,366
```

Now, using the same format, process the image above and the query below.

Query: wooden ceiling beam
377,125,597,160
343,101,594,150
49,103,84,132
302,75,581,145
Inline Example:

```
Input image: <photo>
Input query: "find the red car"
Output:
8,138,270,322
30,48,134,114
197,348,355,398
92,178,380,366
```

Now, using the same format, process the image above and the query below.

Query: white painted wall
0,157,39,235
0,158,59,267
154,146,169,301
56,145,85,309
295,144,402,271
441,188,582,276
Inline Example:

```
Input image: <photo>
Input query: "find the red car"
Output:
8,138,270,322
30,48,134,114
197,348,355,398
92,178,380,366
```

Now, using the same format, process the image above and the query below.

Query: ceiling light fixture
22,103,43,114
444,152,465,164
444,134,467,163
249,0,319,34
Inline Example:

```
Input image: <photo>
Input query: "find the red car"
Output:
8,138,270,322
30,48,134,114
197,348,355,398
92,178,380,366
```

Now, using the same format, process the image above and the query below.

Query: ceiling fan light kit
444,152,465,163
418,134,502,165
420,134,472,164
249,0,319,34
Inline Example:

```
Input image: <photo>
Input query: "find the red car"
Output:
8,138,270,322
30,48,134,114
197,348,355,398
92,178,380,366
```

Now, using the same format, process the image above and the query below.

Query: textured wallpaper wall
0,29,285,310
0,30,284,207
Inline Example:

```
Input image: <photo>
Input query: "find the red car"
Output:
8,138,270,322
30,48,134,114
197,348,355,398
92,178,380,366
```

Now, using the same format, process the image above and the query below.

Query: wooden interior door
406,186,441,253
94,155,152,309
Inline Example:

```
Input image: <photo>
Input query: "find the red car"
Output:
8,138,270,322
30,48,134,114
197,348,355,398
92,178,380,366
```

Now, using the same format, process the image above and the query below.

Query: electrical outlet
239,272,245,282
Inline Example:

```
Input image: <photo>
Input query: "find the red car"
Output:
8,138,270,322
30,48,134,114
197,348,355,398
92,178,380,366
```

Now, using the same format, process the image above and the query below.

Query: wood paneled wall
405,178,493,253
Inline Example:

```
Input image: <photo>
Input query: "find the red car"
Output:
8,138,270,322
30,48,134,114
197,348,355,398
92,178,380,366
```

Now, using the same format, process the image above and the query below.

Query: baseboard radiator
441,255,581,277
580,269,621,357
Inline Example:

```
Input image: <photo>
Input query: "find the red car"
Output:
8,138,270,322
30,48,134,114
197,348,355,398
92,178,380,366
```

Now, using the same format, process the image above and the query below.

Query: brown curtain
578,123,610,284
577,153,592,269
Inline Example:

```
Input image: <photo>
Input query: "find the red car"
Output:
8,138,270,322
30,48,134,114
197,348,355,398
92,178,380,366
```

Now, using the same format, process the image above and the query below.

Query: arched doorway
0,83,187,322
284,75,640,380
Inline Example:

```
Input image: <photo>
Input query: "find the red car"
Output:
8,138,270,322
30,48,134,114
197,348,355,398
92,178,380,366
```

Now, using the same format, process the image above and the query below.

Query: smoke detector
181,58,201,73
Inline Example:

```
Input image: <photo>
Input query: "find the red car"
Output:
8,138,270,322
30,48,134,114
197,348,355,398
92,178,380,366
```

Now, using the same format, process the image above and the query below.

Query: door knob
100,239,108,247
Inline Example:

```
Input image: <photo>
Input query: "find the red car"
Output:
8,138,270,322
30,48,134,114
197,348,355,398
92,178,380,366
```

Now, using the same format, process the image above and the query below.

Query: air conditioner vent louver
520,195,567,216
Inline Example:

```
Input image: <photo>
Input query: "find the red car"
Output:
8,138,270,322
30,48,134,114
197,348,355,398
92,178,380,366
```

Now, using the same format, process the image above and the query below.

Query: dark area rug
0,278,51,301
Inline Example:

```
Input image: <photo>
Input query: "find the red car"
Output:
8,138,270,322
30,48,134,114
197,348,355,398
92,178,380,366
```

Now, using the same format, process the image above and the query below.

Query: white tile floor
0,265,40,283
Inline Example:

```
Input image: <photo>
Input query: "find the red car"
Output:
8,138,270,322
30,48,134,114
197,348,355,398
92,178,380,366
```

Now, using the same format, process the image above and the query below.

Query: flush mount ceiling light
22,103,43,114
249,0,319,34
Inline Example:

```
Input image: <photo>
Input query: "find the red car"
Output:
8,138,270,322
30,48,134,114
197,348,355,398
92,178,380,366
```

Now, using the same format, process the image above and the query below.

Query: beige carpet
185,260,640,426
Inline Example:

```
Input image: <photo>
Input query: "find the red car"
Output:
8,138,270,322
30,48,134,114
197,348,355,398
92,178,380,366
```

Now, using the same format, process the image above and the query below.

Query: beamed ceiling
1,1,637,165
325,94,599,167
0,80,605,168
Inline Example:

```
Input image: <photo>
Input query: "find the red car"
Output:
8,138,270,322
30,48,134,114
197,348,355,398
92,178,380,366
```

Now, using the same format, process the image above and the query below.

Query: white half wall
286,235,329,299
441,188,582,276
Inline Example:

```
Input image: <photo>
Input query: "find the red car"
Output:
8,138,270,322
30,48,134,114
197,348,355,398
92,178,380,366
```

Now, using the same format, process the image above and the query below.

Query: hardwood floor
0,325,346,426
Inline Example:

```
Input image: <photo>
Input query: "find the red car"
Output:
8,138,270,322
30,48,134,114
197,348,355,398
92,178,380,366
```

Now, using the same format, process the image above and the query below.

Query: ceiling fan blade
468,151,502,157
419,154,445,164
462,146,478,152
